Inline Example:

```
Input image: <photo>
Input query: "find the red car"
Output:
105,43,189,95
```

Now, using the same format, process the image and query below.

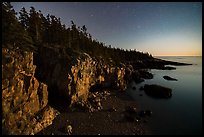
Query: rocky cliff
33,45,132,107
2,45,133,135
2,47,60,135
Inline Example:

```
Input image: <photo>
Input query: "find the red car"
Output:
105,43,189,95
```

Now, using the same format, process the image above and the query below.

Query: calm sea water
126,56,202,135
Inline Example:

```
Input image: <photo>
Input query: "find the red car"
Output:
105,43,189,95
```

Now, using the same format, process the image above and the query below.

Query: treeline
2,2,153,64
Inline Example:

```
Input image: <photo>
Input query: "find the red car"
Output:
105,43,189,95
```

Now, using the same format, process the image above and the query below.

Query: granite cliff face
2,45,133,134
2,47,59,135
34,45,132,107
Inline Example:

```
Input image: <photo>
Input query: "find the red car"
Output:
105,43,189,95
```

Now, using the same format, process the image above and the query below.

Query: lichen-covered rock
2,47,58,135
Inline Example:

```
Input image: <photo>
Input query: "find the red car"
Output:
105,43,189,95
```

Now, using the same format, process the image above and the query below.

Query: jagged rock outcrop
34,45,132,107
2,45,135,134
2,47,59,135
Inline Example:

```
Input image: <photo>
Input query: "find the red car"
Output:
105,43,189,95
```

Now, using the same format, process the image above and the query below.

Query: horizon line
154,55,202,57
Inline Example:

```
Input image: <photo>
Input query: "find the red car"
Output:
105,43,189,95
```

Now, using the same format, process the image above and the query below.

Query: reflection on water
126,56,202,135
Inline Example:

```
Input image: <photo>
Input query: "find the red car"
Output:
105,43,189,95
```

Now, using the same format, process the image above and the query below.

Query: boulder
66,125,72,135
163,76,178,81
144,84,172,98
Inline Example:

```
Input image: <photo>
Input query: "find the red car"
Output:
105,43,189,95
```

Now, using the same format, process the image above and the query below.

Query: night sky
11,2,202,56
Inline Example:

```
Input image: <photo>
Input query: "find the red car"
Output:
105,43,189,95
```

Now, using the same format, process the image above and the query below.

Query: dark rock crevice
33,50,70,109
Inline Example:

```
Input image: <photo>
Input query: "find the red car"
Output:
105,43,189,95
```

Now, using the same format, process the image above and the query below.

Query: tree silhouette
2,2,33,49
3,3,153,64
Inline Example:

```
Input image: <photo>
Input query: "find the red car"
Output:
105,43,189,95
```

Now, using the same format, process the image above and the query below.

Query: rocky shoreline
2,45,191,135
36,90,151,135
2,3,195,134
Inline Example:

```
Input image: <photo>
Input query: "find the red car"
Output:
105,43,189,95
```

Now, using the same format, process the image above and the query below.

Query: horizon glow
11,2,202,56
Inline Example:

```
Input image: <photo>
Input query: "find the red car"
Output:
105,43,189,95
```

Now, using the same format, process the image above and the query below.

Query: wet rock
163,76,178,81
144,84,172,98
131,71,145,84
138,70,153,79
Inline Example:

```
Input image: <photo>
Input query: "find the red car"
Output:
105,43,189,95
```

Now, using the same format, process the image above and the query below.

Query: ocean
126,56,202,135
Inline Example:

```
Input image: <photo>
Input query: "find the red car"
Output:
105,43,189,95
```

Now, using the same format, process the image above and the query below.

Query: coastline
37,90,151,135
2,45,197,135
126,56,202,135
